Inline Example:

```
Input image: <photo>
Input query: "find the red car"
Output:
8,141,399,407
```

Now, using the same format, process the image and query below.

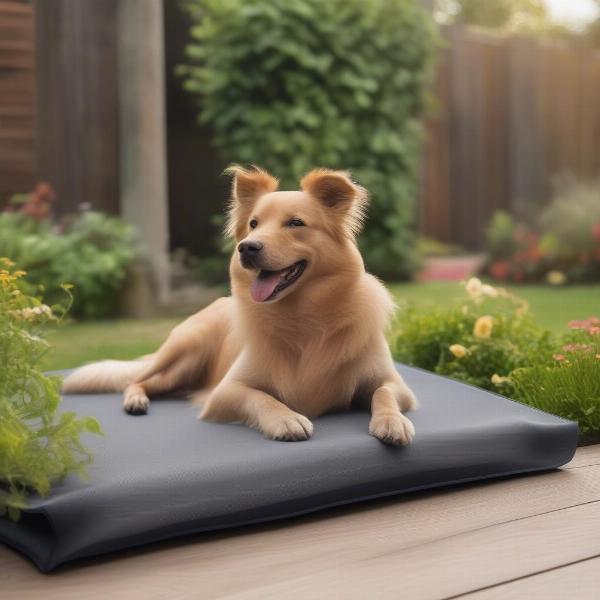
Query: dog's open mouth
250,260,307,302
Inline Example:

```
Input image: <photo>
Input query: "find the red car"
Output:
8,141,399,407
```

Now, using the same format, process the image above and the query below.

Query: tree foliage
180,0,437,278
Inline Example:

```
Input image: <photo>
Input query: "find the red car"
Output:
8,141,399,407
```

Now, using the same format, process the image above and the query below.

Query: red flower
18,182,56,221
490,260,510,281
34,182,56,204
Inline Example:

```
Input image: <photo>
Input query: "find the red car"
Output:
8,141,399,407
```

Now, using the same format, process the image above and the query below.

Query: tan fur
62,167,418,444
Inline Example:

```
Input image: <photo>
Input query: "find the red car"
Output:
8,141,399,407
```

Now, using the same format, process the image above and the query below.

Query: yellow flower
465,277,482,298
474,315,494,338
546,270,566,286
13,270,27,278
0,257,15,267
0,270,16,284
491,374,510,386
449,344,468,358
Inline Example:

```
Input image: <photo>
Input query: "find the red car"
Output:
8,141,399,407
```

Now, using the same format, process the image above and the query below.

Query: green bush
179,0,437,278
393,278,600,438
0,259,101,519
485,211,516,260
393,278,554,390
0,209,137,318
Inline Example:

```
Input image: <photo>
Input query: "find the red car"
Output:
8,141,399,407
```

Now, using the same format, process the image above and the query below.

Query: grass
40,282,600,371
40,318,181,372
390,282,600,334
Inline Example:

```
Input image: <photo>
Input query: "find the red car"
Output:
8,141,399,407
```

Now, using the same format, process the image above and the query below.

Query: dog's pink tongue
250,272,281,302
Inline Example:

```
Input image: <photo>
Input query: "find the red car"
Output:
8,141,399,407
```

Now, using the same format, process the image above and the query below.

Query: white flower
465,277,483,298
481,284,499,298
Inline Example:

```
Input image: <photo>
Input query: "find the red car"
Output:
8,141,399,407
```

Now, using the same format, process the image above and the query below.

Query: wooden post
117,0,170,308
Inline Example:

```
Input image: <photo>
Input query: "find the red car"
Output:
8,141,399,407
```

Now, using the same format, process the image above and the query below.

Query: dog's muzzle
238,240,263,269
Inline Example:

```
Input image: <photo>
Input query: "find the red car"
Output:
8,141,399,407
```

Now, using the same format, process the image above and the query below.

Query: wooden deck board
462,556,600,599
1,446,599,599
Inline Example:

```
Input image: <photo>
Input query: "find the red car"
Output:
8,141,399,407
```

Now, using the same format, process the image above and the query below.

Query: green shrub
0,208,137,318
393,279,600,438
485,211,516,260
417,236,465,258
393,277,554,390
179,0,437,278
0,259,101,520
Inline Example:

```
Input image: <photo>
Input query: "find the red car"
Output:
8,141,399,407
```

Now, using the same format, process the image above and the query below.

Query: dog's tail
61,359,152,394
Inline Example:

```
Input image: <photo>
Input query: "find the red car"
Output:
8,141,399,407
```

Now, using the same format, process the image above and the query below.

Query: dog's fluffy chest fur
235,273,394,416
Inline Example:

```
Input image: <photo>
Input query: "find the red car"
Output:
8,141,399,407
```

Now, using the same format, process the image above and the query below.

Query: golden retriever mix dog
63,166,418,445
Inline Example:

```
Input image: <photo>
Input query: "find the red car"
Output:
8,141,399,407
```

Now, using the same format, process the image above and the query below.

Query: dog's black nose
238,240,263,255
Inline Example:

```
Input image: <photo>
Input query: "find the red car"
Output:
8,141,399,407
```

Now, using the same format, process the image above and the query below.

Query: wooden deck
2,445,600,599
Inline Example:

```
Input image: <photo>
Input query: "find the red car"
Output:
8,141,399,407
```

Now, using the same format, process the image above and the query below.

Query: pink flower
568,317,600,333
553,353,566,362
562,343,592,353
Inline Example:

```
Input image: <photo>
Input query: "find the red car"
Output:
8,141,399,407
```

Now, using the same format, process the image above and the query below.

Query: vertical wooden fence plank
0,0,36,200
34,0,119,215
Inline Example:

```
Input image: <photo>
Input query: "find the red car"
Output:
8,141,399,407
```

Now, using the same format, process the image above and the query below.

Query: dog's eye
287,218,305,228
249,219,258,229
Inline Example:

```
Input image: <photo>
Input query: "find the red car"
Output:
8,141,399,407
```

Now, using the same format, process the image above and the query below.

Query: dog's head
226,165,368,304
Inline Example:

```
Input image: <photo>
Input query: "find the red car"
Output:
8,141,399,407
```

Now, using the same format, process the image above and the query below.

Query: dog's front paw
399,386,419,412
123,392,149,415
262,412,313,442
369,413,415,446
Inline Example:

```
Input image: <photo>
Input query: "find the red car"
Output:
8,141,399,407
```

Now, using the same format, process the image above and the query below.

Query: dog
62,166,418,444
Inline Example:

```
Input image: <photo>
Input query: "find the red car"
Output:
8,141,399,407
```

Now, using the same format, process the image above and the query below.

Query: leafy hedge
180,0,436,278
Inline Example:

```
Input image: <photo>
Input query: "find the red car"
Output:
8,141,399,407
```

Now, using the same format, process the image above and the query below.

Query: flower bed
393,278,600,440
484,181,600,285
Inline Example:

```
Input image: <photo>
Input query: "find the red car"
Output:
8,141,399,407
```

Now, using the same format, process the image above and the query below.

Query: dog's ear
224,165,278,238
300,169,368,238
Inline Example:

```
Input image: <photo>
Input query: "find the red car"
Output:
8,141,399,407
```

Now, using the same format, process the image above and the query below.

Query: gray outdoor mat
0,364,578,572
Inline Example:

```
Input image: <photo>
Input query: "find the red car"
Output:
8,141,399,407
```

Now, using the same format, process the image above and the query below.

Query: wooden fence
0,0,35,201
421,26,600,249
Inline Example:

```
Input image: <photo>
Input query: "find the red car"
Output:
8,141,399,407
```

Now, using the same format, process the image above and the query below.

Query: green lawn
40,317,181,371
390,282,600,334
40,282,600,371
